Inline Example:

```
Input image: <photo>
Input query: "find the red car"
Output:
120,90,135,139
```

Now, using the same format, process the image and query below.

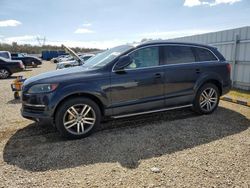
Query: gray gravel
0,61,249,187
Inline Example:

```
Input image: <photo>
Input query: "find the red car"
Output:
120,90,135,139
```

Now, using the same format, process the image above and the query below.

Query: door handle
154,73,162,79
196,69,201,74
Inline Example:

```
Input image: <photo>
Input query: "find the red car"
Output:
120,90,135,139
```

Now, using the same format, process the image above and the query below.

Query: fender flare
194,72,223,94
50,83,108,116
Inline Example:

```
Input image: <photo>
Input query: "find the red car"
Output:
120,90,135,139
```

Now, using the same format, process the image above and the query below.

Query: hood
62,45,83,64
24,66,90,86
57,60,76,66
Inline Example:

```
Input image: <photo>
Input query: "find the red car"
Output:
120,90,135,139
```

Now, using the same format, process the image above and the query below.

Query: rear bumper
221,80,232,95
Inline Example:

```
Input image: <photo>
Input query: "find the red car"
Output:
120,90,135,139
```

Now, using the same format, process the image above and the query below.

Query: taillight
226,64,231,73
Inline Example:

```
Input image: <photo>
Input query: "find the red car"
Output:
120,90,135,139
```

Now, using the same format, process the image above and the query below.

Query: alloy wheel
199,87,218,112
0,69,9,79
63,104,96,135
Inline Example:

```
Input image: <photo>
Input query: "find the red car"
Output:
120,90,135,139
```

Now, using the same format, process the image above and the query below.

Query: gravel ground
0,61,249,188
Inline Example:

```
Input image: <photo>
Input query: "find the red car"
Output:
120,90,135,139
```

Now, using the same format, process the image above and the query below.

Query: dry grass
0,62,249,187
227,89,250,101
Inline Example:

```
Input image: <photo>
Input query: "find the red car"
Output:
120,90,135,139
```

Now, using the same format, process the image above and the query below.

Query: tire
193,83,220,115
55,97,101,139
0,68,10,79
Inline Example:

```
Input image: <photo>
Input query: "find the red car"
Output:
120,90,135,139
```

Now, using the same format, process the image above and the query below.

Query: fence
168,26,250,90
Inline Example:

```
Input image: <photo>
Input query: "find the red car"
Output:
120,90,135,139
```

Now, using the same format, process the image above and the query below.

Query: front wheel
55,97,101,139
193,83,220,114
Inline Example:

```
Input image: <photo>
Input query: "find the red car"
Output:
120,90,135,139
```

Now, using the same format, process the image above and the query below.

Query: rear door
110,46,165,116
161,45,201,107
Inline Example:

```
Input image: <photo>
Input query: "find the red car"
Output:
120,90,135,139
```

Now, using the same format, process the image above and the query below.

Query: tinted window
0,52,10,59
163,46,195,65
195,48,217,61
126,47,159,69
82,56,92,61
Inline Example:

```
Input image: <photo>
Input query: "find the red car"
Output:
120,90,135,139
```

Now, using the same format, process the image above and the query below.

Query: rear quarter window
194,47,218,62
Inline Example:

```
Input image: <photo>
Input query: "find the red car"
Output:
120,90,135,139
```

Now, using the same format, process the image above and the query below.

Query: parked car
11,53,42,68
56,54,95,69
21,41,231,139
0,57,24,79
51,55,70,63
0,51,11,59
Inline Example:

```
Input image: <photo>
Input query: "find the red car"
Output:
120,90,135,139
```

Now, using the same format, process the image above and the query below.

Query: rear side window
163,46,195,65
194,47,218,61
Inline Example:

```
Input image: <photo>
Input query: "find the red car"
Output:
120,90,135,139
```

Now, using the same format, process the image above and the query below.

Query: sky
0,0,250,49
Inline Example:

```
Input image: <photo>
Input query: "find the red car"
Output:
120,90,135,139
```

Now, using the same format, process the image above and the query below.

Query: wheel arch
0,66,11,73
194,73,223,96
201,79,222,96
53,92,105,119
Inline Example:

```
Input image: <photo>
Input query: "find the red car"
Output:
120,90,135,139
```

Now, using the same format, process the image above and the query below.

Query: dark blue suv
21,41,231,139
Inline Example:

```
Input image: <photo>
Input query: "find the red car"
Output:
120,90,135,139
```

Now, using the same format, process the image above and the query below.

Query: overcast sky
0,0,249,49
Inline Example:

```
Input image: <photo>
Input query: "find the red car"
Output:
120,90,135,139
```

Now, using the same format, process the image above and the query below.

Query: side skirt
111,104,193,119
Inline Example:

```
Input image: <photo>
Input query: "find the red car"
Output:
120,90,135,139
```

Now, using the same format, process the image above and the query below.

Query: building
168,26,250,90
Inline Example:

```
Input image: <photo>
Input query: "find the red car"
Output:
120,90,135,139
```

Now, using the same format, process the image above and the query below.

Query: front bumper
21,92,55,121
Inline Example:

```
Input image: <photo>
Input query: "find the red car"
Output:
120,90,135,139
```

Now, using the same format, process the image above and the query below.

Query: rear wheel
193,83,220,114
0,68,10,79
55,97,101,139
32,62,38,68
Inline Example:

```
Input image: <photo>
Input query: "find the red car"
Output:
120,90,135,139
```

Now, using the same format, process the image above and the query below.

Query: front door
110,46,165,116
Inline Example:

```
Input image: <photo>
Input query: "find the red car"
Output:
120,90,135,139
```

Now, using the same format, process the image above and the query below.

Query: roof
136,40,216,49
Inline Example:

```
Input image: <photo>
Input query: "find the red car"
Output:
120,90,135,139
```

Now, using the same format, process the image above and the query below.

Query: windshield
83,45,134,68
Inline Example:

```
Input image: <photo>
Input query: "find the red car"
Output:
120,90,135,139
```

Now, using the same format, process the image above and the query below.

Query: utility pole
36,36,46,46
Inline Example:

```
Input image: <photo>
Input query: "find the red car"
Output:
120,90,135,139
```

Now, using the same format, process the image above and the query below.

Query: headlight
28,84,58,94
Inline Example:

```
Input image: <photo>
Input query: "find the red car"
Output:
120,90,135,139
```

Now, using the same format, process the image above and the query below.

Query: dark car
11,53,42,68
0,57,24,79
21,41,231,139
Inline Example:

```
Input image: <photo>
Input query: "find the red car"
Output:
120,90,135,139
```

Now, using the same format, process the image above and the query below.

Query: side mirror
113,55,132,72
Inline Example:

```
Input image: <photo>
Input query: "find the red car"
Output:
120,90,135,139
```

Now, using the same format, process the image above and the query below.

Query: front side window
126,47,159,69
195,48,218,61
163,46,195,65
